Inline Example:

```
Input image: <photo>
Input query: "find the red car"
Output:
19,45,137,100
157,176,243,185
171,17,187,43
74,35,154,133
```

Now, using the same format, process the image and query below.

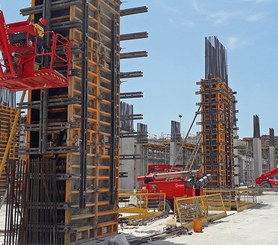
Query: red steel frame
0,10,71,91
256,167,278,187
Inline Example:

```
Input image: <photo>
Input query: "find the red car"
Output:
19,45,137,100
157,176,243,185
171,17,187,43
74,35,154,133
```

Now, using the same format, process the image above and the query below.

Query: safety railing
119,192,166,222
119,189,145,194
236,188,258,212
204,189,234,211
174,194,227,229
35,31,71,78
204,188,259,212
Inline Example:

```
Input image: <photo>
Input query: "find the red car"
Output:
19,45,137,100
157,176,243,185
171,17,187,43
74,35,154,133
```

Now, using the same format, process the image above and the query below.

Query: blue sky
121,0,278,138
2,0,278,138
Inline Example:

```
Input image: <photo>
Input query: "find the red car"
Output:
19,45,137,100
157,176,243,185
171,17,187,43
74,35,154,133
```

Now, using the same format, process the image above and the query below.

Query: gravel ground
121,192,278,245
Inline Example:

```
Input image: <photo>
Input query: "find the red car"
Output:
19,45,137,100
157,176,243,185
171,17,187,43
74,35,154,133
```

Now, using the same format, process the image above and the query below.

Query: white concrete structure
253,138,263,179
269,146,275,170
119,136,136,190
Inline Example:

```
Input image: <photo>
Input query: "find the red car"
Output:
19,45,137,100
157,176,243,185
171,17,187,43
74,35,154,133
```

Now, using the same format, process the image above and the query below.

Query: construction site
0,1,277,244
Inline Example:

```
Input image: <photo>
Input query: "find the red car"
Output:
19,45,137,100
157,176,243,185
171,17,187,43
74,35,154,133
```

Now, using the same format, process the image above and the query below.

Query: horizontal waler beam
120,92,144,99
120,154,141,160
195,89,229,95
20,0,80,15
51,21,81,31
120,71,143,79
120,51,148,59
120,6,148,16
120,114,143,121
20,97,80,109
22,122,80,132
120,131,148,138
18,146,79,155
120,32,148,41
119,172,128,178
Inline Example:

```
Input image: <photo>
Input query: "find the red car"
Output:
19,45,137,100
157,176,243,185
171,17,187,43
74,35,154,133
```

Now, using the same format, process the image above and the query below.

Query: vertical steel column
39,0,51,154
110,16,119,204
79,0,88,209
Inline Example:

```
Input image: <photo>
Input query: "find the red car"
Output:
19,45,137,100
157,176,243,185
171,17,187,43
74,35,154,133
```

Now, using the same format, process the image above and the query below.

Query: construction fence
174,193,227,229
118,188,259,225
204,188,258,212
119,192,166,222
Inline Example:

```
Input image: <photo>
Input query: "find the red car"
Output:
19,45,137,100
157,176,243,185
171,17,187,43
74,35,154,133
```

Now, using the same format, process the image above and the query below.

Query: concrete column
135,144,144,189
234,136,239,186
253,138,262,178
119,136,136,190
269,128,275,170
170,142,180,165
269,146,275,170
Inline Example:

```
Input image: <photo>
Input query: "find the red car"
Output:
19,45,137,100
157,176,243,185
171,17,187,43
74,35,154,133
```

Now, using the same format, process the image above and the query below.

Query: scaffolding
197,36,238,188
197,77,236,188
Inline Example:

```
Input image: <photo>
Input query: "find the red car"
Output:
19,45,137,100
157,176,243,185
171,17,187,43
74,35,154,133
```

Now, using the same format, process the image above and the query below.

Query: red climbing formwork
0,10,71,91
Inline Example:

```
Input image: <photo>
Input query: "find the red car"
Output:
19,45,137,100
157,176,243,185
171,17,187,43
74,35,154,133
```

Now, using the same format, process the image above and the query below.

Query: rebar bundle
205,36,228,83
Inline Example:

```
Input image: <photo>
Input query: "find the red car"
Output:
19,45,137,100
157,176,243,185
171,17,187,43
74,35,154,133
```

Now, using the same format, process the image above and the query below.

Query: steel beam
120,92,143,99
120,71,143,79
20,0,80,16
120,32,148,41
120,51,148,59
79,0,89,209
120,6,148,16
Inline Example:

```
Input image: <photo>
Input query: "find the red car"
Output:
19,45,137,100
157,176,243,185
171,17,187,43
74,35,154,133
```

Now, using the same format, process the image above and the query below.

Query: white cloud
227,36,254,50
169,18,195,28
191,0,266,25
246,13,266,22
153,0,195,28
192,0,200,11
153,0,181,14
241,0,273,3
209,11,243,25
227,37,239,50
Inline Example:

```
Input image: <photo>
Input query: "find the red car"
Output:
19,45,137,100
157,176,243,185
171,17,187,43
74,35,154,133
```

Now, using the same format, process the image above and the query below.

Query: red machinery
255,167,278,187
0,10,71,91
137,165,211,211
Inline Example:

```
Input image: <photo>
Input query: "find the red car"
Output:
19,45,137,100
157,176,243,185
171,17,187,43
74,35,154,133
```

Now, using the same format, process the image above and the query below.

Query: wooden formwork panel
66,1,120,244
0,105,17,196
23,0,120,244
199,78,235,188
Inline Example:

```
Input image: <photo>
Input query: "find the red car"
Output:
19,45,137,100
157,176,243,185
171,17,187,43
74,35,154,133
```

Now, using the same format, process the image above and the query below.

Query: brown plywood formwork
5,0,121,244
0,105,17,199
197,78,236,188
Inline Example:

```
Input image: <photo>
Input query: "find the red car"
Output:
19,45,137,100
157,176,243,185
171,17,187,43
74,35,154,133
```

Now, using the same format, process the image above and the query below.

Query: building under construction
0,0,147,244
1,1,278,245
197,36,238,188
